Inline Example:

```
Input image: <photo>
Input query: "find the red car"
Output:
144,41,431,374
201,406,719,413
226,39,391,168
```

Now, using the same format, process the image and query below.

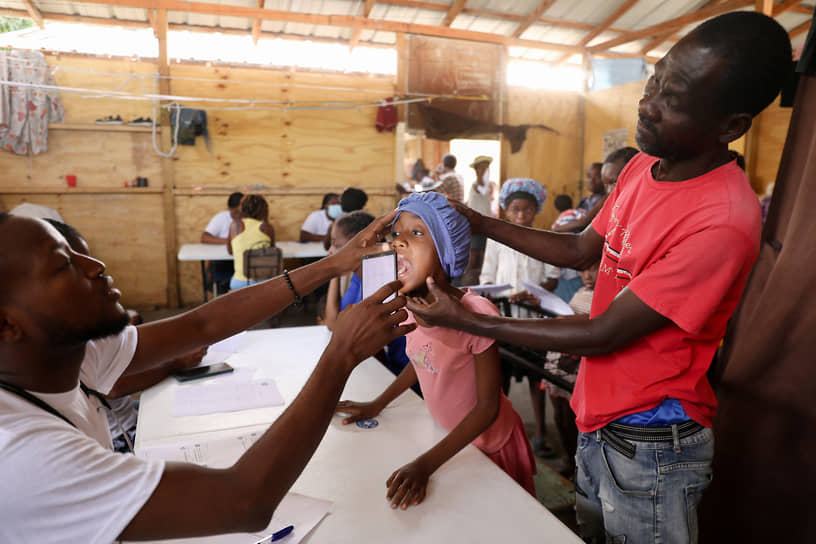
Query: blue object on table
356,418,379,429
255,524,294,543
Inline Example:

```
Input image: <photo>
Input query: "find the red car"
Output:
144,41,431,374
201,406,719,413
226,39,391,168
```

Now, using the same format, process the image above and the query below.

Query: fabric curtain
699,22,816,542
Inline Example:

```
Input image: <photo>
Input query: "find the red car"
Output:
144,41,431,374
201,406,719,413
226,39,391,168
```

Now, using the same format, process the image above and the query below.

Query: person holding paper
0,210,412,542
478,178,559,458
406,13,790,543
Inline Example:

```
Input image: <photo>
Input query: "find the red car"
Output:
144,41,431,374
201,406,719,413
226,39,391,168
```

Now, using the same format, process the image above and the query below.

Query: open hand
335,400,383,425
333,209,397,273
328,281,416,373
405,277,472,329
386,459,430,510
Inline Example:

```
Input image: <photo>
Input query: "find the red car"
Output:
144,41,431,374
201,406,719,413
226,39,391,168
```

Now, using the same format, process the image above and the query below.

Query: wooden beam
155,8,180,308
639,0,722,55
791,4,813,14
442,0,467,27
349,0,376,48
789,18,812,39
21,0,44,29
147,7,156,37
513,0,557,38
251,0,265,45
588,0,753,53
62,0,584,54
553,0,638,63
755,0,773,15
772,0,804,17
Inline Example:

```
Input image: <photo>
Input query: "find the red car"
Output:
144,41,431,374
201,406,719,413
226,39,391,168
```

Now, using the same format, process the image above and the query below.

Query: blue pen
255,525,294,544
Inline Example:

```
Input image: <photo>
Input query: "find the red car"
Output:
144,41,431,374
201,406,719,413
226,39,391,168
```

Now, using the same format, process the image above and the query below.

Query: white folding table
135,326,581,543
177,242,328,301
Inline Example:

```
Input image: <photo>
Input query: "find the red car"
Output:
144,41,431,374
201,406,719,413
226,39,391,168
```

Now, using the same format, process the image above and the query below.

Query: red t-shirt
570,153,761,432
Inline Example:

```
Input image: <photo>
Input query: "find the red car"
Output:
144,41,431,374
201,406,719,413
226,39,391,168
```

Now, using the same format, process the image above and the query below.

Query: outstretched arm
407,278,669,356
450,200,604,270
386,344,502,510
126,210,398,377
120,283,416,540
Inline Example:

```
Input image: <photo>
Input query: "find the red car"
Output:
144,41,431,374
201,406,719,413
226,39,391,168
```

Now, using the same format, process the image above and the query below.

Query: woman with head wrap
479,178,560,458
336,192,537,509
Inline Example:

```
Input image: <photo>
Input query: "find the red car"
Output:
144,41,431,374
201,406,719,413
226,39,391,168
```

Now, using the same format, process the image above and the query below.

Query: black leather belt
600,420,704,459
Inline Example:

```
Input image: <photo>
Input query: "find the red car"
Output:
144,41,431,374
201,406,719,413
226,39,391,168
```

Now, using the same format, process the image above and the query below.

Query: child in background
551,194,586,303
541,261,599,477
337,192,536,509
228,194,275,290
479,178,558,458
480,178,560,309
324,211,410,376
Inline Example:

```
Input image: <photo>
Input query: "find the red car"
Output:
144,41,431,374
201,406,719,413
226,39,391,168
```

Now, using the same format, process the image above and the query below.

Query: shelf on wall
0,187,164,194
50,123,161,133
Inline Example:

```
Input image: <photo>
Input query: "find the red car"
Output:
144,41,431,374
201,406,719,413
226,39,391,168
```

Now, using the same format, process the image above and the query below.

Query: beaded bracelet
282,269,303,306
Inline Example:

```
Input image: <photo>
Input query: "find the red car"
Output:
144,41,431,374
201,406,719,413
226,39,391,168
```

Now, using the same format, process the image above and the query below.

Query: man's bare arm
120,284,415,540
449,201,604,270
407,278,669,356
126,211,397,376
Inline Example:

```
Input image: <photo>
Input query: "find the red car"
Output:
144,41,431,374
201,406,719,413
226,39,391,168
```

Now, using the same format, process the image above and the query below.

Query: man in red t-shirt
407,12,791,543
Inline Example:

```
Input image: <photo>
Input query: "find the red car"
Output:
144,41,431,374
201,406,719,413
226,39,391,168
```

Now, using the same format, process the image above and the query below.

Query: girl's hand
509,290,538,305
335,400,383,425
386,459,430,510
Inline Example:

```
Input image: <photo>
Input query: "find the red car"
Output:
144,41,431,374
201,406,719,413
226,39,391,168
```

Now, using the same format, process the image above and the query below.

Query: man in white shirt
0,212,412,543
300,192,340,242
201,192,244,294
201,191,244,244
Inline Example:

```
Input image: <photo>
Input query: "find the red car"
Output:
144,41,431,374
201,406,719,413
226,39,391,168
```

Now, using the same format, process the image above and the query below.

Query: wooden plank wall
583,79,791,196
502,86,584,230
0,55,398,308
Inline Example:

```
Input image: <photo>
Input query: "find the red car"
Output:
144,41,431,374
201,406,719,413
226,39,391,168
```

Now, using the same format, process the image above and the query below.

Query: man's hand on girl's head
405,277,472,329
447,199,484,234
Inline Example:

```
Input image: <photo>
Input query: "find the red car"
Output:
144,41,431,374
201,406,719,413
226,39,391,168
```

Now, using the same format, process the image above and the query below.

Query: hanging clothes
0,49,64,155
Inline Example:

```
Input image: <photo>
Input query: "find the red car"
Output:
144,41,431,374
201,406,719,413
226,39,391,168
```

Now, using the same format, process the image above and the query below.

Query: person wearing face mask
300,192,341,242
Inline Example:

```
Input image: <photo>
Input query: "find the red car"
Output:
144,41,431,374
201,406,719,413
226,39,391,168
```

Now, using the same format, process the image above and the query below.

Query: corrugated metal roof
0,0,811,59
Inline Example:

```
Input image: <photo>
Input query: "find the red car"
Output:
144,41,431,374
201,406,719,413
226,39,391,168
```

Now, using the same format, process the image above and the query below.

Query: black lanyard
0,379,112,430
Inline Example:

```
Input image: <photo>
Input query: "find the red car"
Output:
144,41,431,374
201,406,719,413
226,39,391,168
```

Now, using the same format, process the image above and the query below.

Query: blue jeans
575,426,714,544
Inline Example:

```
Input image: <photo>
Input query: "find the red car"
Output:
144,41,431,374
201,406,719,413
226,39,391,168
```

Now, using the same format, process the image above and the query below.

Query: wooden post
744,0,774,192
156,8,180,307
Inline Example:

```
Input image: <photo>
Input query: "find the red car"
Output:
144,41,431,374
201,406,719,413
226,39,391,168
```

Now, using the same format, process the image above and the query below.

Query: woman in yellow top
227,194,275,290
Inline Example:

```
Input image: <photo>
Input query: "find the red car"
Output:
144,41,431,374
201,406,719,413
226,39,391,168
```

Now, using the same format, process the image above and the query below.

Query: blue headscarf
394,192,471,279
499,178,547,214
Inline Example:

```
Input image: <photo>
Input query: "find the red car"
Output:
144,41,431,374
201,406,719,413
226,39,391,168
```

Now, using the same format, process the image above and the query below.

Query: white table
178,242,328,301
136,327,581,544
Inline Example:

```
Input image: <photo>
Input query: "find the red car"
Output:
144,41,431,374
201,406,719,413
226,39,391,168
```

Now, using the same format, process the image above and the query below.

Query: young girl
479,178,558,458
227,194,275,290
336,192,536,509
324,212,410,376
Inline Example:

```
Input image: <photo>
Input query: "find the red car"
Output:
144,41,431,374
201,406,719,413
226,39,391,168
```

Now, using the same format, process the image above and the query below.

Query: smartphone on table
172,362,234,382
362,250,397,303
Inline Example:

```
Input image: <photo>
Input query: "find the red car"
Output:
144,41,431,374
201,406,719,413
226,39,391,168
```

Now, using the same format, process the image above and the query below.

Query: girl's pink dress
404,290,536,495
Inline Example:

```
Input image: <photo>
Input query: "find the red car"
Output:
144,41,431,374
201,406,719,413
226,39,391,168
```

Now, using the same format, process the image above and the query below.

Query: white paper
135,432,331,544
208,331,246,355
522,280,575,316
462,283,512,297
173,378,285,417
362,251,396,301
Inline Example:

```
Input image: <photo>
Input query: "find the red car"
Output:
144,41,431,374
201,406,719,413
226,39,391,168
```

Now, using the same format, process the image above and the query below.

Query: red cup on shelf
66,174,77,188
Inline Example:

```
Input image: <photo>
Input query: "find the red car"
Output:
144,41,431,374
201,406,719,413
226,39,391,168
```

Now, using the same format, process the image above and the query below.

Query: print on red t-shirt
570,153,761,432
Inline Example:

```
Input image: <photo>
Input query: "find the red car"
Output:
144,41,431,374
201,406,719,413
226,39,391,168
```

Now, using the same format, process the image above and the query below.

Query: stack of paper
462,283,512,297
522,280,575,316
